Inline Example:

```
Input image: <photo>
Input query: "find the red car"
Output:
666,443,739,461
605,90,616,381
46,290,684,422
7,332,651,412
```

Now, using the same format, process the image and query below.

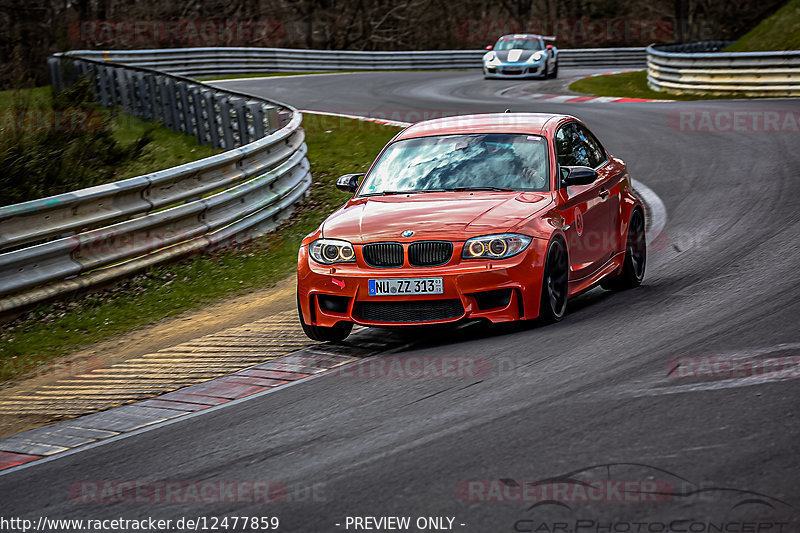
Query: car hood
322,191,553,243
493,49,541,63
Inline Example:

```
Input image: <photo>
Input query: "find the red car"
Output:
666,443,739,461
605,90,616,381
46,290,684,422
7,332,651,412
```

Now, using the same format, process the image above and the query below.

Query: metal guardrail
647,41,800,96
63,47,648,77
0,54,311,313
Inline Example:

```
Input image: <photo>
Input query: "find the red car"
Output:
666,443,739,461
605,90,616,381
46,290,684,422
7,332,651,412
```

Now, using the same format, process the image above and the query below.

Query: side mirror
561,166,598,187
336,173,363,193
546,44,553,50
485,45,493,51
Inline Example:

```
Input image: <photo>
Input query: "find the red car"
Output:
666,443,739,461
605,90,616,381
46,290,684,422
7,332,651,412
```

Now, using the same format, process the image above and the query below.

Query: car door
575,123,622,261
554,122,611,279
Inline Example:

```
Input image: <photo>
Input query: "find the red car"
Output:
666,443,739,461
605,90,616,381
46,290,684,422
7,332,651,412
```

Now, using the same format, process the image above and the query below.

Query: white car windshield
495,39,542,51
358,133,549,196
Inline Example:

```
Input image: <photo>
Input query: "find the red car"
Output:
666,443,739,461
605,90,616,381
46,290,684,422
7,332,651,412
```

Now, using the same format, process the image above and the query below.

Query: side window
575,124,607,168
555,123,591,167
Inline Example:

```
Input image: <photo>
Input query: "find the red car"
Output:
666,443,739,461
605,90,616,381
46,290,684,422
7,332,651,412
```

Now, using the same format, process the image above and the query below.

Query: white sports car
482,33,559,79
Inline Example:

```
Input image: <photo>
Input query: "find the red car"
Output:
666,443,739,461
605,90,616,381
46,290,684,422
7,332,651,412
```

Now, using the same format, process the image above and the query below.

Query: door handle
598,188,609,199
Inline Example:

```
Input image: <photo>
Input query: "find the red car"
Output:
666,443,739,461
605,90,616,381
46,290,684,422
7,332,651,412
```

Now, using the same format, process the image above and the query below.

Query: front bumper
484,62,545,78
297,239,548,328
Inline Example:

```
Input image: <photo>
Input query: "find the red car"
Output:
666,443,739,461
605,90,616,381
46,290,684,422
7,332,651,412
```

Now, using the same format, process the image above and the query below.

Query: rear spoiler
542,35,556,42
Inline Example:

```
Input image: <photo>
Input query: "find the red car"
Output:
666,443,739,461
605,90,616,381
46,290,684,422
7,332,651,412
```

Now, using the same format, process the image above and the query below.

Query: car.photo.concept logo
457,463,793,532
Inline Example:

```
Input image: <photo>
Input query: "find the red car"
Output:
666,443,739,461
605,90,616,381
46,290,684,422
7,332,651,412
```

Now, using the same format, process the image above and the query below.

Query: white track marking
631,179,667,245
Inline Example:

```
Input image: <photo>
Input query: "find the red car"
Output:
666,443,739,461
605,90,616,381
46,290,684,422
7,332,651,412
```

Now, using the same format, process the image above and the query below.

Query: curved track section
2,69,799,530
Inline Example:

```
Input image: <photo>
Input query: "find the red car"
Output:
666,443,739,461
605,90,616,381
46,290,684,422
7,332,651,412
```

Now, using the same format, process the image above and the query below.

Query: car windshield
495,38,542,51
358,133,549,196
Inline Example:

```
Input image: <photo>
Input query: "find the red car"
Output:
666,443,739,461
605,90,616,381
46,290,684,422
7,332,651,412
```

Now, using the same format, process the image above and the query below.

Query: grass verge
569,70,763,100
725,0,800,52
0,116,401,382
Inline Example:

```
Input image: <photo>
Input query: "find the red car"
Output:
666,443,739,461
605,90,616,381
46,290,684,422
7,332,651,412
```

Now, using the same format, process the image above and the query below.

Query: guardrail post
264,106,279,133
145,73,159,122
118,69,131,113
218,96,235,149
160,76,176,129
176,81,192,135
107,67,119,107
192,86,209,145
130,69,140,113
232,97,248,146
202,90,222,149
248,102,265,139
73,60,86,83
96,66,110,107
135,72,149,120
47,57,63,92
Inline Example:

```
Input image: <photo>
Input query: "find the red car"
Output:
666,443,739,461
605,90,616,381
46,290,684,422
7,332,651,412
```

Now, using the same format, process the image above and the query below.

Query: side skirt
567,253,624,298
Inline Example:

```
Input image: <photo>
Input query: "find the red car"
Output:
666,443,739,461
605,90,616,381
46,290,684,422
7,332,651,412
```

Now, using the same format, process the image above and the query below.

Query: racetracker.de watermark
324,356,491,379
456,18,674,44
668,355,800,381
457,479,674,503
68,19,285,46
68,480,326,504
668,110,800,133
0,110,104,133
0,356,104,379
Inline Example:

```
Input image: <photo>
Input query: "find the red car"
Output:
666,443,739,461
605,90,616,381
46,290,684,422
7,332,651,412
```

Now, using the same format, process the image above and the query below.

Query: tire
601,209,646,291
297,294,353,342
551,60,558,79
538,238,569,323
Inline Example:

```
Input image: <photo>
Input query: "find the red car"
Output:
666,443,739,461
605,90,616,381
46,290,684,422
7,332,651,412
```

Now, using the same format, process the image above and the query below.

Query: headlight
485,52,498,64
462,234,532,259
309,239,356,264
532,51,544,62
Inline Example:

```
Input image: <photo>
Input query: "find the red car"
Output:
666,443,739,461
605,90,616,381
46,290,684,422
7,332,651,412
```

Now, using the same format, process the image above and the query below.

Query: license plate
368,278,444,296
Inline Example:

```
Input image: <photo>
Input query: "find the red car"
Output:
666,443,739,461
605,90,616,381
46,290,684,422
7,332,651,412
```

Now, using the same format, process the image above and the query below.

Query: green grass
569,70,761,100
0,86,51,110
109,114,219,179
725,0,800,52
0,116,401,382
0,86,219,200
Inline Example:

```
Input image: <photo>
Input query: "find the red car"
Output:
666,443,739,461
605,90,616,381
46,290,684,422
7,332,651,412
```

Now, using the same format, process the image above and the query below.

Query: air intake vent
362,242,403,267
408,241,453,266
355,300,464,323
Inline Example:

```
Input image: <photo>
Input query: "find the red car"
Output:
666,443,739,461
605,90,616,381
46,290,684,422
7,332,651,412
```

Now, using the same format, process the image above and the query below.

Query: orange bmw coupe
297,113,646,341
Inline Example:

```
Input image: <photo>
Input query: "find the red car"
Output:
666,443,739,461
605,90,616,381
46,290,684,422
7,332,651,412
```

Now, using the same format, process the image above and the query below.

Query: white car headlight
485,52,498,64
309,239,356,264
462,234,532,260
532,51,544,62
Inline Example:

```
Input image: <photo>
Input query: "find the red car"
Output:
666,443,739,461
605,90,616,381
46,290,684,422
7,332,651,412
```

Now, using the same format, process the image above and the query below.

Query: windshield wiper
360,190,408,197
361,188,448,197
361,187,514,196
450,186,516,192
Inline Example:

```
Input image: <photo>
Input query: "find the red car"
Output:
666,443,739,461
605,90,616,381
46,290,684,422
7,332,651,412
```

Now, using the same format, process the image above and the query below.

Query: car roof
394,113,576,140
498,34,543,40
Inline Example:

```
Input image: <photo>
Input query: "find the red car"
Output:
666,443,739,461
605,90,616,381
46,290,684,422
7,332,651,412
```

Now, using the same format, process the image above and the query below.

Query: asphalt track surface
2,69,799,531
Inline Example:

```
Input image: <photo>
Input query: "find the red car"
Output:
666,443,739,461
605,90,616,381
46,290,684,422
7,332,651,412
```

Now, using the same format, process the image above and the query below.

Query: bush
0,79,155,206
